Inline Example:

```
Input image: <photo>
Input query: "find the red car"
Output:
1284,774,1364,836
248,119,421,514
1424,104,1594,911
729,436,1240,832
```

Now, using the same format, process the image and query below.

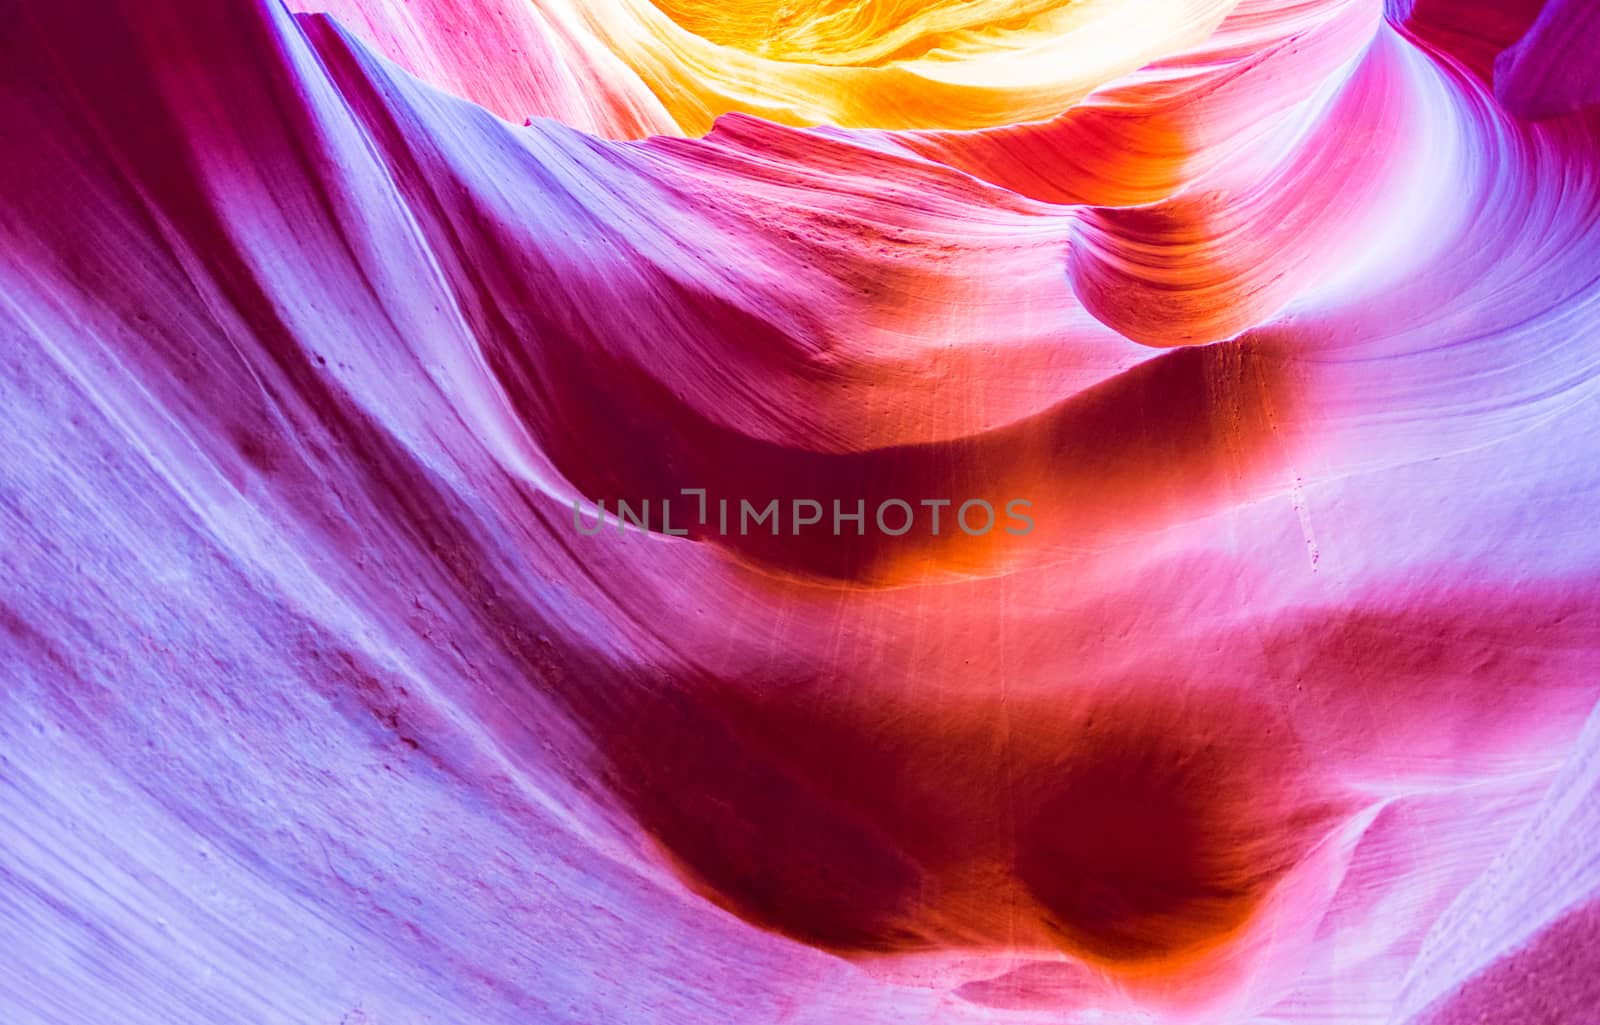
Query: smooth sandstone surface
2,0,1599,1022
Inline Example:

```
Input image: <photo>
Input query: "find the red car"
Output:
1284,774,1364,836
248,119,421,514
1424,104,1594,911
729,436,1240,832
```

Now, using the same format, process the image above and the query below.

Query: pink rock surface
2,0,1599,1022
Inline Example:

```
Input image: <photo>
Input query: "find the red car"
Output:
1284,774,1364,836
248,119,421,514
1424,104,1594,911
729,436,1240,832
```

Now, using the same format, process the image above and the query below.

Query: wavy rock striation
3,0,1599,1022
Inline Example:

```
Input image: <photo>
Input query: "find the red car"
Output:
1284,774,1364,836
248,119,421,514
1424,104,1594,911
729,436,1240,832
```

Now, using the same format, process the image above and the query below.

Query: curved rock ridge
2,0,1600,1023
